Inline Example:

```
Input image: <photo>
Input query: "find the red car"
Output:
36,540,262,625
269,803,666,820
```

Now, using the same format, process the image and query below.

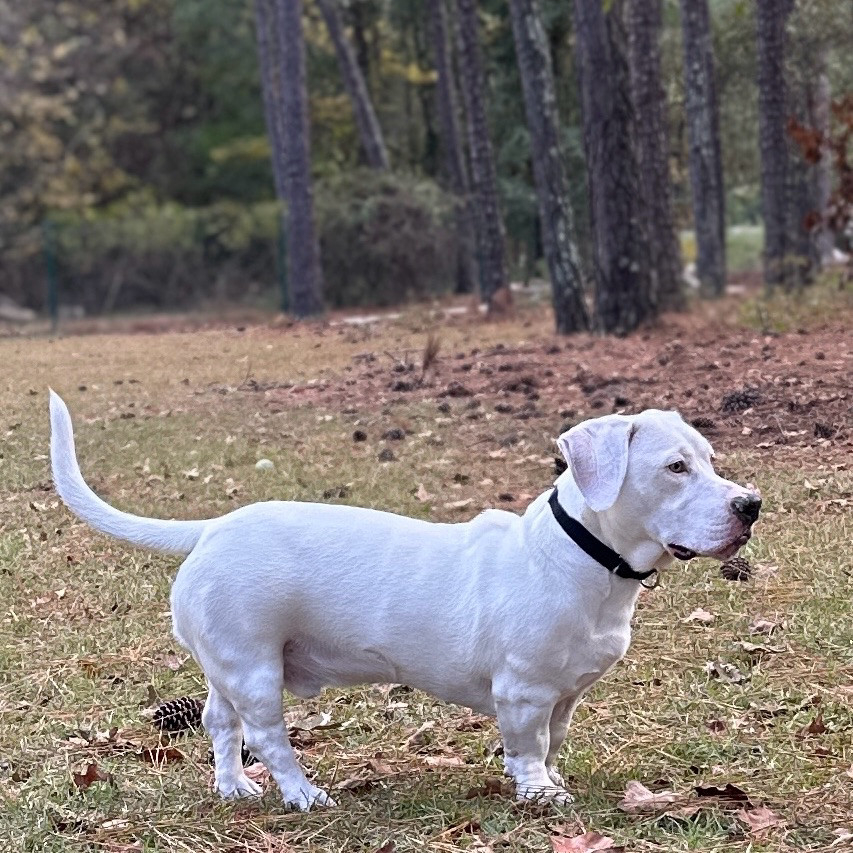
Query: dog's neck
551,471,673,577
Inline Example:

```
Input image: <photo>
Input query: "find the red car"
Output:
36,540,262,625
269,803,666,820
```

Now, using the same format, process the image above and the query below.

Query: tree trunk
316,0,389,170
755,0,790,290
453,0,508,303
428,0,477,294
573,0,653,335
680,0,726,297
272,0,324,316
508,0,589,333
811,63,833,265
253,0,287,201
628,0,685,312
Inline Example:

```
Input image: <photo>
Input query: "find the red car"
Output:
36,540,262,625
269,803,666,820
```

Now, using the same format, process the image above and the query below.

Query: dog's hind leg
217,654,336,811
203,684,261,799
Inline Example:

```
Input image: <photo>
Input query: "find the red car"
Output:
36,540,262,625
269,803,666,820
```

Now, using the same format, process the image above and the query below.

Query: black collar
548,487,657,586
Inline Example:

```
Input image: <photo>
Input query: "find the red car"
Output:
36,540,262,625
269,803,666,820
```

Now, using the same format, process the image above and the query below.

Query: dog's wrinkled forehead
628,410,714,460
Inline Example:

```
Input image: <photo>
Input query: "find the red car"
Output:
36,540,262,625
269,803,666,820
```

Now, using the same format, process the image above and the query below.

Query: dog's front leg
494,683,572,805
545,693,584,788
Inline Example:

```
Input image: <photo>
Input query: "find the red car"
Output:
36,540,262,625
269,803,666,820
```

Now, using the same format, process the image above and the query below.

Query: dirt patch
251,312,851,465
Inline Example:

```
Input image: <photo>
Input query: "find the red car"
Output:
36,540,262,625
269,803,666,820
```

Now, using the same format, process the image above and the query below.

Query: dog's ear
556,416,634,511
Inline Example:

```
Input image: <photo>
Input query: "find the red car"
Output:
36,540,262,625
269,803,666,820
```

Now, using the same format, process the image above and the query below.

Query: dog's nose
731,494,761,524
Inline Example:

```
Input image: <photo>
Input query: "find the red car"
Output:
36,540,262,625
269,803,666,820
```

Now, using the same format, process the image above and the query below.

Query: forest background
0,0,850,331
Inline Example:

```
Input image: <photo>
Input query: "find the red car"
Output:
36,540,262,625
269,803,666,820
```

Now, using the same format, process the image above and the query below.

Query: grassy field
1,295,851,852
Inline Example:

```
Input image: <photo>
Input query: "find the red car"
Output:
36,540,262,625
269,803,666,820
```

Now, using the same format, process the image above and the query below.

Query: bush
2,173,463,315
314,170,461,307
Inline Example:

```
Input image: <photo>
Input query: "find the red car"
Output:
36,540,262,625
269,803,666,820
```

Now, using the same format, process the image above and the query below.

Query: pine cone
152,696,204,733
720,556,752,581
691,416,716,431
721,388,761,413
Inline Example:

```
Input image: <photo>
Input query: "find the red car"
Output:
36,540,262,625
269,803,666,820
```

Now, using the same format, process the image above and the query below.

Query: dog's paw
215,773,263,800
515,782,574,806
281,782,337,811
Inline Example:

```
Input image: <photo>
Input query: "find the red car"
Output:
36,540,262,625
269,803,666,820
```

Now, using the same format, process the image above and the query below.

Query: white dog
49,391,760,810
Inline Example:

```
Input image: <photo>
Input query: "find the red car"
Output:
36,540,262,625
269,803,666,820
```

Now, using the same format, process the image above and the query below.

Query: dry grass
1,301,851,852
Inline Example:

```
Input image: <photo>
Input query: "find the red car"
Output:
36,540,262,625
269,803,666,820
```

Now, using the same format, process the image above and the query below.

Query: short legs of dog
545,693,583,789
204,656,335,810
495,685,573,804
203,685,261,799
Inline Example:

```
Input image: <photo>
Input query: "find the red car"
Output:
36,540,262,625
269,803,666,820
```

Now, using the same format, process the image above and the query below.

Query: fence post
42,219,59,331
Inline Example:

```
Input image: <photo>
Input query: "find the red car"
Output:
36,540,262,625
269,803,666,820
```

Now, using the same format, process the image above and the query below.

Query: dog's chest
550,597,635,693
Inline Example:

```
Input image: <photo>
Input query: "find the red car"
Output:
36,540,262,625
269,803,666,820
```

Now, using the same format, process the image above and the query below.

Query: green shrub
314,170,461,307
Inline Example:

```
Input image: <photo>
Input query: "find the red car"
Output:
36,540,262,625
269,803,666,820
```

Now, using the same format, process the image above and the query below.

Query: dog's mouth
667,544,698,561
668,531,752,562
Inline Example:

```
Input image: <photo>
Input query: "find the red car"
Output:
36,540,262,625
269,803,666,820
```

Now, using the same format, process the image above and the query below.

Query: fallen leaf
244,761,270,786
367,757,395,775
375,843,395,853
733,640,786,654
443,498,473,510
335,775,377,791
552,831,619,852
799,712,827,737
736,805,783,834
706,718,727,735
73,761,114,790
156,653,187,671
182,467,199,480
682,608,715,624
831,828,853,846
406,720,435,748
618,780,679,813
414,483,433,502
662,803,703,820
138,746,184,765
749,617,780,634
695,782,751,803
290,711,333,731
465,777,506,799
704,660,747,683
424,754,466,768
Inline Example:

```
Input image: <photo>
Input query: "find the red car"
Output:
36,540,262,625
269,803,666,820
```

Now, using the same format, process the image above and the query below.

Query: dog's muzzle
731,494,762,525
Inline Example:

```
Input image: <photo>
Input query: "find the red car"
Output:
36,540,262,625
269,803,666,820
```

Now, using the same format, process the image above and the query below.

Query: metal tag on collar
640,570,659,590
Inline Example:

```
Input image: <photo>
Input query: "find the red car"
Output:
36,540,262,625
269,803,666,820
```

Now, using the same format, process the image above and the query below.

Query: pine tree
680,0,726,296
573,0,653,334
508,0,588,333
454,0,508,304
628,0,684,311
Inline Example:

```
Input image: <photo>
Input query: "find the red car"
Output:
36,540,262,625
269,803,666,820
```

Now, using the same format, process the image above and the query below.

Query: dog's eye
668,461,688,474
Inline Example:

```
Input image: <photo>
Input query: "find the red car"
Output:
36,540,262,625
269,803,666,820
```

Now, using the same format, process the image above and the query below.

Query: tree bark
428,0,477,294
628,0,685,312
680,0,726,297
316,0,389,170
811,64,833,264
508,0,589,333
272,0,324,316
253,0,287,201
453,0,508,303
573,0,653,335
755,0,790,290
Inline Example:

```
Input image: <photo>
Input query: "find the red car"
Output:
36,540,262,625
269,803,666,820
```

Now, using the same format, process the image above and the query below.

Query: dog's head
557,410,760,561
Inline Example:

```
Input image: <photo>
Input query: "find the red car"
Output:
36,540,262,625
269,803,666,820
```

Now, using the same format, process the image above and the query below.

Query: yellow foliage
209,136,272,164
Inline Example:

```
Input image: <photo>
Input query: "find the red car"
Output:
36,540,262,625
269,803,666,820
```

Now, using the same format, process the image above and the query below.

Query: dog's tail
49,390,208,555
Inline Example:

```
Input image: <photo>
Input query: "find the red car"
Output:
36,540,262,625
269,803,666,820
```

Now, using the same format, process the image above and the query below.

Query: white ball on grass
255,458,275,472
